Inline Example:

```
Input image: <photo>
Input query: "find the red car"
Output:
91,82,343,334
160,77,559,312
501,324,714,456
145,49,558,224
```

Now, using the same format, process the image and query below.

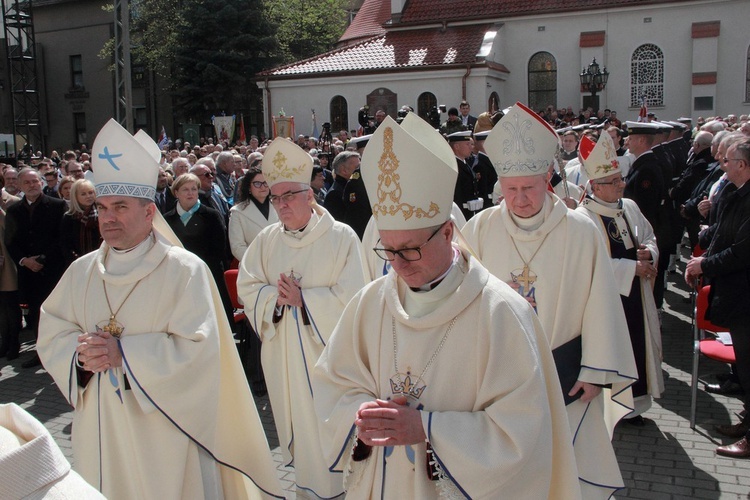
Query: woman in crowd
164,173,233,323
228,168,277,262
60,179,101,267
57,176,75,205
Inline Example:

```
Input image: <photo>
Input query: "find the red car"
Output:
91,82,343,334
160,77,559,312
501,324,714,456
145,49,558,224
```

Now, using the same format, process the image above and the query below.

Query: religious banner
273,113,295,139
182,123,200,145
212,115,236,143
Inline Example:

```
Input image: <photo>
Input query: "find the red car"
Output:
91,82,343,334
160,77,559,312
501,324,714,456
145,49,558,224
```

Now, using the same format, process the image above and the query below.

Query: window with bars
70,55,83,90
631,44,664,107
330,95,348,132
528,52,557,112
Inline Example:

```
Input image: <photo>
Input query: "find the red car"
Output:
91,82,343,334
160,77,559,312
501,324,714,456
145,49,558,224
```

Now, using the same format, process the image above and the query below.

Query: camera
358,106,376,135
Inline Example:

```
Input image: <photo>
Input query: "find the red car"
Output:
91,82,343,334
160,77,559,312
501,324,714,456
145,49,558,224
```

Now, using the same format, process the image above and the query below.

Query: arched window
488,92,500,114
630,44,664,107
746,45,750,102
417,92,438,127
330,95,348,132
528,52,557,112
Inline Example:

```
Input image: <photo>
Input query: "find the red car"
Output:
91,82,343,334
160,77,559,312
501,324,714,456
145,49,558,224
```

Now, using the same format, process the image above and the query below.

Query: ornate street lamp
579,58,609,114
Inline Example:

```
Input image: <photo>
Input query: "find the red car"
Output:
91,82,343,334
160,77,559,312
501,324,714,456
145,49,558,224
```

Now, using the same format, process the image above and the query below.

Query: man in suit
449,130,482,220
686,137,750,458
4,168,66,367
459,100,477,130
154,167,175,214
323,150,359,222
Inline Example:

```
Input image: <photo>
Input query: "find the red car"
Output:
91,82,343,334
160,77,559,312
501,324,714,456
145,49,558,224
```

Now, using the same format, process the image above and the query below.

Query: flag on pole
638,96,648,122
239,114,246,144
157,125,170,149
311,108,319,138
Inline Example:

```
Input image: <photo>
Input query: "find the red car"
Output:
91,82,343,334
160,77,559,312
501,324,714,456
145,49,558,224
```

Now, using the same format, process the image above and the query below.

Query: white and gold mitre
92,119,159,200
580,133,621,181
361,114,457,230
261,137,313,187
133,129,162,163
486,101,559,177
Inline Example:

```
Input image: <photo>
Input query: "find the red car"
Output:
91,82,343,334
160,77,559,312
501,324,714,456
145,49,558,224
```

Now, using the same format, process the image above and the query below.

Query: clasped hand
277,273,302,308
76,330,122,373
356,396,426,446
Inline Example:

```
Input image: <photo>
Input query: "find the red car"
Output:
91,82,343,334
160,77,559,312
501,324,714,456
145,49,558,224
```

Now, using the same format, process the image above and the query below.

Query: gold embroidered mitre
261,137,313,187
361,114,457,230
580,132,621,181
486,102,559,178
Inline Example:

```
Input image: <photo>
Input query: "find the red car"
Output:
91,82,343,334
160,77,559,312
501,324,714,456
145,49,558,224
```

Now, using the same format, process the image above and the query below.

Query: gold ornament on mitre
486,101,559,178
361,114,457,230
261,137,313,188
579,132,621,181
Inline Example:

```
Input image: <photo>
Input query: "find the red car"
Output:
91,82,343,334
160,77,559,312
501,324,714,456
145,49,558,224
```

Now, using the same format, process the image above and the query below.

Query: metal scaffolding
3,0,43,156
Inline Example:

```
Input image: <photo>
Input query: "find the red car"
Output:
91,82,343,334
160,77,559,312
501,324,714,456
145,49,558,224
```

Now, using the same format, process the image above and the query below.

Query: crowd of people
0,101,748,499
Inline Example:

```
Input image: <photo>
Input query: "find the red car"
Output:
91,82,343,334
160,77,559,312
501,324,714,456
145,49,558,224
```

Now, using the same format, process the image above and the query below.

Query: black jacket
701,181,750,328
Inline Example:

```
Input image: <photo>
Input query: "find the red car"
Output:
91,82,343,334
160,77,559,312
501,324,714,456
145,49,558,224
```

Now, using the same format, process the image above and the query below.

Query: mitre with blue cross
261,137,313,188
133,129,162,163
92,119,159,200
485,101,560,177
580,132,621,181
361,113,457,230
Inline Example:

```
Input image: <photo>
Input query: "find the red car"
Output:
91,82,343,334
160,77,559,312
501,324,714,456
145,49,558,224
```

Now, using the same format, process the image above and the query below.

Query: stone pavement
1,249,749,499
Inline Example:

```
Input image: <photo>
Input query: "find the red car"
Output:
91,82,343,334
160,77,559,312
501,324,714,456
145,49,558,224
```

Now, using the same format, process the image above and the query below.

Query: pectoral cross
101,314,124,338
516,266,536,292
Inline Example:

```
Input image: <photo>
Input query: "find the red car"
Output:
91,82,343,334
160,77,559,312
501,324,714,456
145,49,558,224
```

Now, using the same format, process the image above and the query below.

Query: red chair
690,285,736,429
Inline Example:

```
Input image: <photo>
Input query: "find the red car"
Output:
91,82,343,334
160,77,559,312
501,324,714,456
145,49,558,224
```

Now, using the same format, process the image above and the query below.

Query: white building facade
259,0,750,136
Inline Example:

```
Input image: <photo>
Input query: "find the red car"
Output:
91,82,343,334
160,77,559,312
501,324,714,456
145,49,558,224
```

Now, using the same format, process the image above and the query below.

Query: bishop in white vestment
237,138,368,499
313,114,581,499
463,103,637,499
37,120,283,500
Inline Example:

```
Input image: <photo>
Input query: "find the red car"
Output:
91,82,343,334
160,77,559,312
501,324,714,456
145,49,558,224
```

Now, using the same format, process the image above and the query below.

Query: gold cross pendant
102,314,124,338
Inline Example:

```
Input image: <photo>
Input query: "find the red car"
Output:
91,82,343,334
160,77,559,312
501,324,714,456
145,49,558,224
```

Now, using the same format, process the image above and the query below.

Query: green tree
172,0,279,120
266,0,349,64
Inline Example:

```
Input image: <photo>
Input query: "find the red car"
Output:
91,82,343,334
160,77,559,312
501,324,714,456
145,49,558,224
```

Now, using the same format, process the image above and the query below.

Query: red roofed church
259,0,748,135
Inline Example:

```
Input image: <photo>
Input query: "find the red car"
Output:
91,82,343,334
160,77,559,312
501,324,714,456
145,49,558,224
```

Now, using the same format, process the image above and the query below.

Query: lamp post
579,58,609,115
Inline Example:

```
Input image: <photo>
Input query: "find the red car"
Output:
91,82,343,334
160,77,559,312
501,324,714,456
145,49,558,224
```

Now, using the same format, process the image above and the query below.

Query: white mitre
261,137,313,188
361,113,457,230
134,129,162,163
92,119,159,200
579,133,621,181
486,101,559,177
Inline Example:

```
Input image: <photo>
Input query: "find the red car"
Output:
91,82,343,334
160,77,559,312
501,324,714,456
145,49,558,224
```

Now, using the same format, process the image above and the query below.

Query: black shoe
623,415,647,427
715,421,750,438
705,380,744,395
21,353,41,369
716,372,739,384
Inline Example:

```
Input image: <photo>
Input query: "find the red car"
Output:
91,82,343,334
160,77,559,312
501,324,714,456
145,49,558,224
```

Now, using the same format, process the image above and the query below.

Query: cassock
38,229,283,500
578,196,665,415
313,249,582,499
463,193,637,499
237,208,368,498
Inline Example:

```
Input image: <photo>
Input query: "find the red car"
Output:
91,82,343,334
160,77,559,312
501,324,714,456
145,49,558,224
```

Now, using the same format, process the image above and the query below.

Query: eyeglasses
269,189,307,205
252,181,269,188
595,177,625,186
723,157,744,164
372,224,444,262
197,172,214,178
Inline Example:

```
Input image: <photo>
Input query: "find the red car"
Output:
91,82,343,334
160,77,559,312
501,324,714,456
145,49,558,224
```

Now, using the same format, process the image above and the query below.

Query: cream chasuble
463,193,638,499
313,250,582,499
577,197,664,408
228,201,279,262
237,209,368,499
38,229,283,499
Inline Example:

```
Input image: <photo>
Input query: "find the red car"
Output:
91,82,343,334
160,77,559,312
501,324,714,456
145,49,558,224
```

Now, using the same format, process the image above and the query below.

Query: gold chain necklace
508,231,550,292
390,315,457,400
100,280,142,338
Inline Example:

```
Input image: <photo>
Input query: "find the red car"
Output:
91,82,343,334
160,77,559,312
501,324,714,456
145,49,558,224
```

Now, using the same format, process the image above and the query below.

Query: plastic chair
690,285,736,429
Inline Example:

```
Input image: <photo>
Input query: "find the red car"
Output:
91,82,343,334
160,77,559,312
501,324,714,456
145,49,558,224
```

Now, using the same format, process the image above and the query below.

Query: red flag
157,125,169,149
638,96,648,122
239,114,246,144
